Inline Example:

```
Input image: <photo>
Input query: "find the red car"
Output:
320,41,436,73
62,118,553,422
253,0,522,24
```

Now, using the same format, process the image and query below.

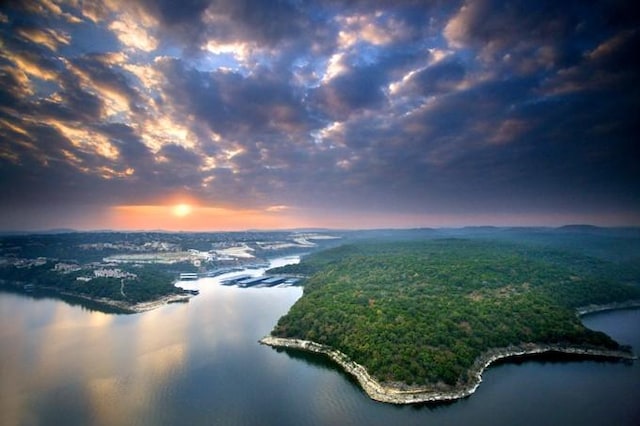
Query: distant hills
2,225,639,238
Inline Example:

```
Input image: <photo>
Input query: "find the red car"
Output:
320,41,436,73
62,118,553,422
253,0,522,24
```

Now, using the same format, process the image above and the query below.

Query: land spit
260,302,640,405
0,279,195,314
50,290,195,314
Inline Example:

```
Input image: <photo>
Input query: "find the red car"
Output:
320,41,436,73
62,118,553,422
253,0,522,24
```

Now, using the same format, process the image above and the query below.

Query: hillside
266,239,640,399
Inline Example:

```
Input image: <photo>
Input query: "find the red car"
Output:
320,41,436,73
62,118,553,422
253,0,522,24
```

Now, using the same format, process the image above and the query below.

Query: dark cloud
0,64,32,106
311,65,389,120
69,53,142,111
39,83,103,122
402,59,466,96
142,0,211,26
0,0,638,228
444,0,640,76
213,0,308,44
157,58,314,137
158,143,202,166
131,0,313,51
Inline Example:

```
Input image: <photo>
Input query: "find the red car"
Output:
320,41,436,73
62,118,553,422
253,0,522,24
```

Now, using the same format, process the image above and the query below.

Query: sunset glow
110,204,311,231
172,204,192,218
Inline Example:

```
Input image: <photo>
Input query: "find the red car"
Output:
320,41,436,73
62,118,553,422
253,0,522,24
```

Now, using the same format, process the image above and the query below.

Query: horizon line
1,223,638,236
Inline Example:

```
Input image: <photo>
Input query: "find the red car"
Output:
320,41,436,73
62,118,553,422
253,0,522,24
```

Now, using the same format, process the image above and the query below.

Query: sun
172,203,192,217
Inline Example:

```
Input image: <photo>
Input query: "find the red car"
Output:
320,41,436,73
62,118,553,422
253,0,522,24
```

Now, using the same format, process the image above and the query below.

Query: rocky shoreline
576,299,640,316
260,336,635,404
260,303,639,405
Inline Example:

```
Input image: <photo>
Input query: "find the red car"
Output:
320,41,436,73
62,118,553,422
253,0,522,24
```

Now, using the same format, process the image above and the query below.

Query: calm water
1,257,639,426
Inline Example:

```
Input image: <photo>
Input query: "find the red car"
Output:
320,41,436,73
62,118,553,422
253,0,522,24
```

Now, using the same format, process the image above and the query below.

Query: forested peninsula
263,238,640,404
0,265,193,314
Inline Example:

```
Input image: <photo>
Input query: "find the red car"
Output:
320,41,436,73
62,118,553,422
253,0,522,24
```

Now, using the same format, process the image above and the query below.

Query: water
1,257,639,425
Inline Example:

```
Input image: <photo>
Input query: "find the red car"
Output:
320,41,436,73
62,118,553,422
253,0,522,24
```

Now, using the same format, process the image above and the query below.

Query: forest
0,261,185,304
271,238,640,387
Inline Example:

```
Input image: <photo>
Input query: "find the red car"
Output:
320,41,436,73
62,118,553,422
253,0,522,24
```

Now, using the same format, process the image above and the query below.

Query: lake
1,256,639,425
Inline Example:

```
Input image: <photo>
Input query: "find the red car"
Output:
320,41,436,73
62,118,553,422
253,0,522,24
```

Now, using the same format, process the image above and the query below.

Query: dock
221,274,302,288
236,276,268,288
179,273,199,280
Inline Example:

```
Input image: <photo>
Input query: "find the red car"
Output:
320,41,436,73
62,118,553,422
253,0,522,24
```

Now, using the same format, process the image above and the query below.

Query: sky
0,0,638,231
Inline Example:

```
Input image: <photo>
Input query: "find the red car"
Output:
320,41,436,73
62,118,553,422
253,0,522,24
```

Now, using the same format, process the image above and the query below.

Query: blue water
1,260,638,425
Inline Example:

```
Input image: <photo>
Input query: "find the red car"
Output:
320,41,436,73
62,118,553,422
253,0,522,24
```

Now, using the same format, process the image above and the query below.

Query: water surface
1,259,638,425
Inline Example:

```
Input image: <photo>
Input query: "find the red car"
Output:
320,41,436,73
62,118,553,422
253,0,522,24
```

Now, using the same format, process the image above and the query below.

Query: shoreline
60,291,195,314
260,303,639,405
0,280,194,314
576,299,640,316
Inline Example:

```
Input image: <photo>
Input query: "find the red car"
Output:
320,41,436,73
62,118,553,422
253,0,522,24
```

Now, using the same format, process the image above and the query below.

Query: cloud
444,0,576,49
393,59,466,97
311,64,389,120
109,15,159,52
7,0,82,23
108,0,314,54
0,0,638,229
488,119,531,146
156,57,314,138
542,29,640,95
65,53,141,118
335,11,416,49
15,26,70,51
2,47,62,82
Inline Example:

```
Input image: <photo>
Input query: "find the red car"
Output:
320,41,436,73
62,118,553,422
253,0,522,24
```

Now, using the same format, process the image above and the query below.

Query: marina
222,274,300,288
